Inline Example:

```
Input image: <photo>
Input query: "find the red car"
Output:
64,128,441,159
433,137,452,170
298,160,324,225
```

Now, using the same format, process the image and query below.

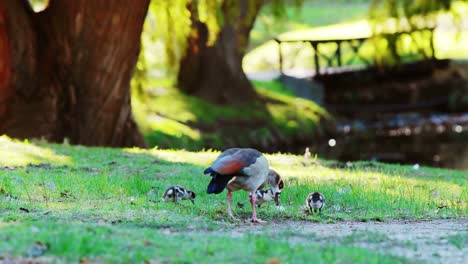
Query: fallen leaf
267,258,281,264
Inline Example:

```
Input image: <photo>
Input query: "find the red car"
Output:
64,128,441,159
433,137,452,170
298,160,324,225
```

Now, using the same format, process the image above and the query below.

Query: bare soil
221,219,468,263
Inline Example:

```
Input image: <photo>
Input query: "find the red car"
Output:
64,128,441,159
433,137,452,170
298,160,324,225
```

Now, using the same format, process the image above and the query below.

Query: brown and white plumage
306,192,325,214
204,148,270,223
249,189,275,207
162,185,196,204
252,169,284,206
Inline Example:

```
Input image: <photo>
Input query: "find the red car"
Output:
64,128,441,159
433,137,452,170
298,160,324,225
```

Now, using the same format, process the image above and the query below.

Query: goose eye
279,181,284,190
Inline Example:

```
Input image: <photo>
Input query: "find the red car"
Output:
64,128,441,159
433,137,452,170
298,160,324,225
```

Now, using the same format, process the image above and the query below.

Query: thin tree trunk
177,0,264,105
0,0,149,147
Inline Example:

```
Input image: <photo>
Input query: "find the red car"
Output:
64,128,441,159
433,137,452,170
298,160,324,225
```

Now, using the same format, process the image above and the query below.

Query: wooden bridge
273,27,436,77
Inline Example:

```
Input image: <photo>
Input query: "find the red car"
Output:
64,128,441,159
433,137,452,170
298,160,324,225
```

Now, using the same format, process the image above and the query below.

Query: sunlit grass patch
0,137,466,262
1,136,465,224
0,136,71,167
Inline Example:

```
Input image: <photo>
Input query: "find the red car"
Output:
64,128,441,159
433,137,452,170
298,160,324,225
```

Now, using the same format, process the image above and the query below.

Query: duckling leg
249,192,265,223
227,190,238,221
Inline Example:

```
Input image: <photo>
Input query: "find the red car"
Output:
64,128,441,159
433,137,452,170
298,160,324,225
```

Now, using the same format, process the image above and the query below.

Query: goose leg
250,192,265,223
227,190,238,221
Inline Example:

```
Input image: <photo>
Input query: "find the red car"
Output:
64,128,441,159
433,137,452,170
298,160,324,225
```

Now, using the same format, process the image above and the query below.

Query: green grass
0,136,466,262
0,222,411,263
447,232,468,250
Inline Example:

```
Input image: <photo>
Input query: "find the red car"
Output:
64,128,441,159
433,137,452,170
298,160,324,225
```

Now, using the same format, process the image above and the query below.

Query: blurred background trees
1,0,467,169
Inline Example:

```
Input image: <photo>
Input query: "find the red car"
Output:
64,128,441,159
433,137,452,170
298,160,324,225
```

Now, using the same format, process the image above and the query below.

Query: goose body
204,148,270,223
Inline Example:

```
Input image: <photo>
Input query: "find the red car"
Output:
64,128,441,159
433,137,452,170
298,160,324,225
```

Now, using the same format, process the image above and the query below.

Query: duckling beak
274,193,280,206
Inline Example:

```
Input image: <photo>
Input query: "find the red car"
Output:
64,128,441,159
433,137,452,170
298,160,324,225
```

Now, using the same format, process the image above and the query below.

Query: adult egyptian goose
306,192,325,214
204,148,270,223
162,185,196,204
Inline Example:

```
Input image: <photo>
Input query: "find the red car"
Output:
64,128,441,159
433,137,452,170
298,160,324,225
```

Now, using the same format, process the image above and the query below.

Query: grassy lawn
1,136,466,262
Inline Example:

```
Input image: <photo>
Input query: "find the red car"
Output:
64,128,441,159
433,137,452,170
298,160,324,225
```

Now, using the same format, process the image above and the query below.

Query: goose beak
190,199,195,205
274,193,280,206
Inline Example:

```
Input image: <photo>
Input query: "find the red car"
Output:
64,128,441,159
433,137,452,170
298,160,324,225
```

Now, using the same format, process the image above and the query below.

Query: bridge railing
273,27,436,77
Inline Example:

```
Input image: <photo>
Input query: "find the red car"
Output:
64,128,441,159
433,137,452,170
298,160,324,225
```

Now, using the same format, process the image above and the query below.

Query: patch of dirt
217,219,468,263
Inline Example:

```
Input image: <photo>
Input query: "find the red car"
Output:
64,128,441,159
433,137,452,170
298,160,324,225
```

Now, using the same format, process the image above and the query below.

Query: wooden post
429,28,436,60
337,41,342,67
311,41,320,76
274,38,283,75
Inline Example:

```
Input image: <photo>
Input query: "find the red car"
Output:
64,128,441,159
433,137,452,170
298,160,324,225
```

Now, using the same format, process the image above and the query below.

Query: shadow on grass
134,81,329,153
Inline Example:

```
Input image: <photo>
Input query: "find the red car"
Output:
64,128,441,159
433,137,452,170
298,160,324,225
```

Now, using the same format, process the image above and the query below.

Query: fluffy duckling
306,192,325,214
162,185,196,204
258,169,284,205
250,169,284,207
249,189,275,207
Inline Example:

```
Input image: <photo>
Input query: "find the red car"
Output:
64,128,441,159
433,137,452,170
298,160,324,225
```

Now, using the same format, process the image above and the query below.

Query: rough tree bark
0,0,149,147
177,0,264,104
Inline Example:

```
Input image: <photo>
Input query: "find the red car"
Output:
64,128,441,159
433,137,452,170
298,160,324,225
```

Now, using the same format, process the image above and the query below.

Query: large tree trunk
177,0,263,104
0,0,149,147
